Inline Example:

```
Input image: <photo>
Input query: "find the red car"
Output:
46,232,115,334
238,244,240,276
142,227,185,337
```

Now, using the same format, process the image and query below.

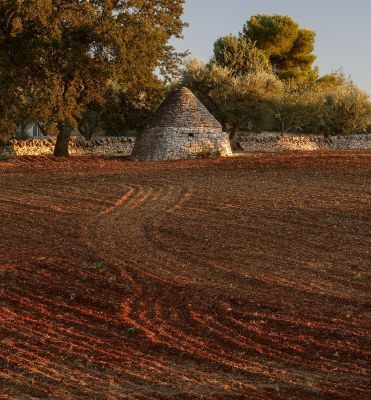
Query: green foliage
321,80,371,135
183,59,371,137
92,261,105,270
0,0,186,154
212,34,272,76
274,80,327,133
274,75,371,135
78,84,166,139
98,85,166,136
243,14,299,56
354,273,365,281
317,70,347,87
243,14,317,80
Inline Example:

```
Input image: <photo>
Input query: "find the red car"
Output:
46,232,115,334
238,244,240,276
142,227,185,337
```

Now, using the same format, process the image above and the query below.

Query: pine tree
242,14,317,80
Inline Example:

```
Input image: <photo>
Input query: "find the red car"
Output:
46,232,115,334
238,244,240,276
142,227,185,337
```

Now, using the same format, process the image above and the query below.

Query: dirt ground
0,152,370,399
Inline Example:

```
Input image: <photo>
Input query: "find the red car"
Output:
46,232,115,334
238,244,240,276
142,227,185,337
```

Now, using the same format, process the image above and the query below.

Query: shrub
274,80,326,133
321,82,371,135
274,76,371,135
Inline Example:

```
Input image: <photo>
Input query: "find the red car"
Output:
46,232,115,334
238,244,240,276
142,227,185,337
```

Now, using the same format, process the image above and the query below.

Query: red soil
0,152,370,399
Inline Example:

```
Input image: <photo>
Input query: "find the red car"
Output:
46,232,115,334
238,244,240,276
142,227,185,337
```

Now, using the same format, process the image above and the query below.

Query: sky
171,0,371,93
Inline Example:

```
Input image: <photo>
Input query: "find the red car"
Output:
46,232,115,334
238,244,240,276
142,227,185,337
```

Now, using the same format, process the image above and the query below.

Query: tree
182,59,283,147
77,83,166,139
212,34,272,76
274,79,327,134
242,14,317,80
96,82,167,136
0,0,186,156
321,80,371,135
273,73,371,135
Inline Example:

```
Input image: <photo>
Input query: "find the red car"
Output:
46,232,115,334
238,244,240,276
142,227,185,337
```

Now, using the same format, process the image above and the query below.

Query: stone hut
132,87,232,161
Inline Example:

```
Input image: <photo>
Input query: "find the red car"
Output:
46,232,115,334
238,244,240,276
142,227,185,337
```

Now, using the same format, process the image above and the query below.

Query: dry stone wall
238,133,371,152
0,137,135,159
1,133,370,160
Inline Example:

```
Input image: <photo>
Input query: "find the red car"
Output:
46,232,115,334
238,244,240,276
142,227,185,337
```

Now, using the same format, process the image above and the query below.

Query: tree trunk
229,124,240,150
281,122,285,135
54,124,72,157
37,122,49,137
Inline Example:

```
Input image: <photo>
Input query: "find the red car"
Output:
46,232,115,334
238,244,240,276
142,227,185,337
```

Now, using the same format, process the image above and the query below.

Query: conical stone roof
146,87,222,130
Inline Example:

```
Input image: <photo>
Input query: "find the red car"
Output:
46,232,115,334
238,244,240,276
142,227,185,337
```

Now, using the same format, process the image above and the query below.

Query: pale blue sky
172,0,371,93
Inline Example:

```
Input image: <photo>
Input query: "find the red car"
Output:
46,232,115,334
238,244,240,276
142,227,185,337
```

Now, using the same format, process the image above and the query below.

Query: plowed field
1,152,370,399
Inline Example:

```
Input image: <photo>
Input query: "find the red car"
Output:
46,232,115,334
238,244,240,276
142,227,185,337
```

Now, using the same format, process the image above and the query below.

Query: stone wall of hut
132,127,232,161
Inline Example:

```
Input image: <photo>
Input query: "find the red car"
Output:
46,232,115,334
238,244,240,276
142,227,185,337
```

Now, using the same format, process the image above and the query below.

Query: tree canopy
242,14,317,80
0,0,186,154
212,34,272,76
